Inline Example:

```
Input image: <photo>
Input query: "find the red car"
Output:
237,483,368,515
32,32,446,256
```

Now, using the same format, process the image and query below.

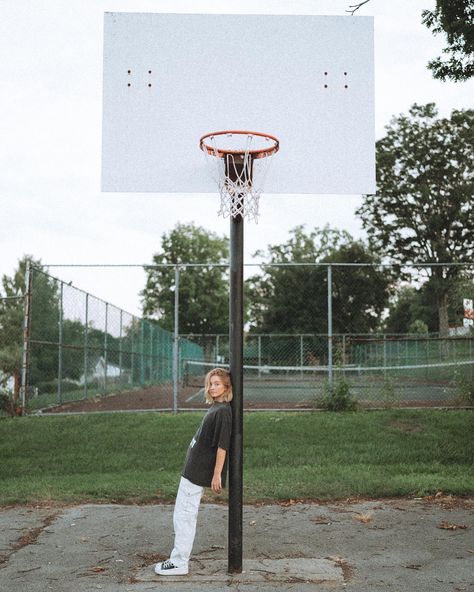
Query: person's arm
211,447,227,493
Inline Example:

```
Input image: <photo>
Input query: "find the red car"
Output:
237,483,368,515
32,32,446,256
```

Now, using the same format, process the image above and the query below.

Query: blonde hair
204,368,233,404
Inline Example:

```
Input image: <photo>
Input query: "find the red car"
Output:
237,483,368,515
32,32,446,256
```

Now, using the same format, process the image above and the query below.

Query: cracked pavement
0,496,473,592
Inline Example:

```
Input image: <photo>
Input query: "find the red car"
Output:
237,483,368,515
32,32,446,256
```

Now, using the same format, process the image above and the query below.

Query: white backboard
102,13,375,195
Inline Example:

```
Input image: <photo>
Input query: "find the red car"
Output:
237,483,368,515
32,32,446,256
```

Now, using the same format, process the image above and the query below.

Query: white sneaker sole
154,563,188,576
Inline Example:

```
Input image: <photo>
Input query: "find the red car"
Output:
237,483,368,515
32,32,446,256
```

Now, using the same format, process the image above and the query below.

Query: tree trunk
10,368,24,415
438,291,450,337
13,368,21,402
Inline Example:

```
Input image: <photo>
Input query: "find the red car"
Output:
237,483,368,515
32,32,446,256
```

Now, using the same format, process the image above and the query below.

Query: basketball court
101,10,375,574
1,497,473,591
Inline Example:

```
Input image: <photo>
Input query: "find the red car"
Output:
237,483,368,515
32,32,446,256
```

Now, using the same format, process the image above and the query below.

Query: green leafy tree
0,292,23,401
247,226,393,335
348,0,474,82
382,272,474,334
60,320,120,383
0,257,60,401
28,269,61,386
357,104,474,336
384,286,432,334
422,0,474,82
328,241,396,334
142,223,229,334
408,319,429,335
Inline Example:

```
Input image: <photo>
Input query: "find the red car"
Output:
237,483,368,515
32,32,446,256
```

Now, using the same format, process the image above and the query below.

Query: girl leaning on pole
155,367,233,576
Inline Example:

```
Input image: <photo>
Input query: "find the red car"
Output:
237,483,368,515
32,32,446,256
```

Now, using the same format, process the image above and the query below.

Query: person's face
209,375,227,402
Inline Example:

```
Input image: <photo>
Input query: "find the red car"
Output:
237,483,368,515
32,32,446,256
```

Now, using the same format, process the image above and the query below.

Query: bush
456,375,474,405
316,379,358,412
380,378,397,408
36,379,81,395
0,393,23,417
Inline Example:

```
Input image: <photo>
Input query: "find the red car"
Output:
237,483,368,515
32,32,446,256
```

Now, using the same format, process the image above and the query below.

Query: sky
0,0,473,316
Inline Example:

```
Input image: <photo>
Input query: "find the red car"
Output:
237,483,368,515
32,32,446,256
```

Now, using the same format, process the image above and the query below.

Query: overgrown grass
0,410,472,505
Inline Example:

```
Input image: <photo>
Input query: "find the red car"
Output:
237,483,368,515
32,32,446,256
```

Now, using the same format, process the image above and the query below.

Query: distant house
79,357,125,386
0,372,14,392
449,325,471,337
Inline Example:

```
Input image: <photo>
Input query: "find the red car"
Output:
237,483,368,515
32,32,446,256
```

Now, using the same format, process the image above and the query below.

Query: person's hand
211,474,222,494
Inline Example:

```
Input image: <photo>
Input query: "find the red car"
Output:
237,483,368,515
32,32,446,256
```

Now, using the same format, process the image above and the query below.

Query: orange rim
200,130,279,160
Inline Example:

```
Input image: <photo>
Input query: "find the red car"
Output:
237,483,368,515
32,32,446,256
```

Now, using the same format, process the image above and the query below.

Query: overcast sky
1,0,473,316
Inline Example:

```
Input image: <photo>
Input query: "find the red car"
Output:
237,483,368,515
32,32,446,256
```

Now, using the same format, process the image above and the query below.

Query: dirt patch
0,512,60,566
387,419,424,433
41,385,202,413
39,385,315,414
421,492,474,510
326,555,353,582
38,387,462,414
133,551,168,568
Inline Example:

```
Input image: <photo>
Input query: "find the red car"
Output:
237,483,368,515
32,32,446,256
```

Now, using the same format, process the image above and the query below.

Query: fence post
20,261,32,412
173,265,180,414
258,335,262,377
104,302,109,395
131,319,135,385
342,334,346,376
84,293,89,399
140,318,145,386
119,309,123,390
150,321,154,384
57,281,64,404
327,265,333,388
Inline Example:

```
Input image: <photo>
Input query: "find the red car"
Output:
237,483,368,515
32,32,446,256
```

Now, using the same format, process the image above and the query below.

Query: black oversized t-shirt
182,402,232,488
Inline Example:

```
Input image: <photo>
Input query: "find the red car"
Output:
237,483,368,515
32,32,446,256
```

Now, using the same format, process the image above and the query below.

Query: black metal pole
228,211,244,574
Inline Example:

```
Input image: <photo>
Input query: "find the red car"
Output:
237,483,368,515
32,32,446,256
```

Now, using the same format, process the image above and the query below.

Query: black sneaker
154,559,188,576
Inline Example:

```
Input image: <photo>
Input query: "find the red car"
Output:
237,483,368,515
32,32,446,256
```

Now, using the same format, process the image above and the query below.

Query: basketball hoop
200,130,279,222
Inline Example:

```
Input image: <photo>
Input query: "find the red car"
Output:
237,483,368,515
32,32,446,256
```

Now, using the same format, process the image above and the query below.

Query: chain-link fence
182,332,474,409
24,268,204,412
13,262,474,413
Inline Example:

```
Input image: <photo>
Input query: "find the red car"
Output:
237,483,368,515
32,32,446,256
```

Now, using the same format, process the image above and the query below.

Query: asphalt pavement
0,495,473,592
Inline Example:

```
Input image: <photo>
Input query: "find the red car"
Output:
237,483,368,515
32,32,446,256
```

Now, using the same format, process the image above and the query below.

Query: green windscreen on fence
27,268,204,410
21,263,474,411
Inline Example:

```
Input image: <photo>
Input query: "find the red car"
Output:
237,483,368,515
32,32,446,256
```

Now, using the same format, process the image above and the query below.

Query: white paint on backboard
102,13,375,195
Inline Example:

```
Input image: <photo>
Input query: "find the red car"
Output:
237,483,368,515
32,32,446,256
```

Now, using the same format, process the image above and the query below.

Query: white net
183,358,474,406
201,132,278,223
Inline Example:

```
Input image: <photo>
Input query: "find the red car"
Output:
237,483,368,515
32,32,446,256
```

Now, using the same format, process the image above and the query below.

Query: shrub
316,378,358,412
456,374,474,405
380,378,397,408
36,379,81,395
0,393,23,416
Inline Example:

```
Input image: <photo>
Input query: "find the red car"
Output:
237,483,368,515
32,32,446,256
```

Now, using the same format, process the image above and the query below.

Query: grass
0,409,473,505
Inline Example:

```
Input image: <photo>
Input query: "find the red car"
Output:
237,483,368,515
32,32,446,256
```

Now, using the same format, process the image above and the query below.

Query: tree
422,1,474,82
327,241,396,334
357,103,474,336
246,226,393,335
0,257,60,403
59,319,120,383
347,0,474,82
0,291,23,402
384,284,441,334
384,273,474,334
142,223,229,334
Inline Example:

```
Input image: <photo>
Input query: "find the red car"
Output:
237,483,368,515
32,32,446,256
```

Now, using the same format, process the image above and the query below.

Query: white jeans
170,476,204,568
